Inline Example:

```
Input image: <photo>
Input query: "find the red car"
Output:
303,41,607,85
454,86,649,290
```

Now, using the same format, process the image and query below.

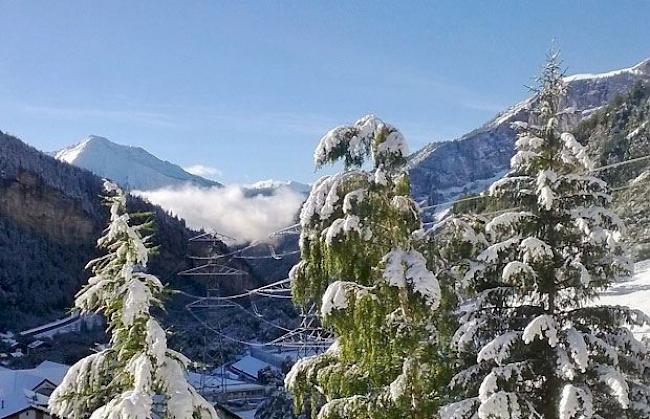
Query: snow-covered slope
55,136,220,191
408,57,650,205
245,179,311,196
594,260,650,338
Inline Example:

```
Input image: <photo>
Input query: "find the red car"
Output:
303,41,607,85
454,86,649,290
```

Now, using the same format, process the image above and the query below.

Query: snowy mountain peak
55,135,107,163
82,134,109,144
55,136,220,191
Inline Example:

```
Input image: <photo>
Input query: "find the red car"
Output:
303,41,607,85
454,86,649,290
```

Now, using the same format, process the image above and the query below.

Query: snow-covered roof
27,340,45,350
187,371,266,393
19,313,80,337
0,361,68,418
229,355,277,380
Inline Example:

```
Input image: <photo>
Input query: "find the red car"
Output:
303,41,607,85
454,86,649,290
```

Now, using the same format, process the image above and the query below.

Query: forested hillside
0,131,240,331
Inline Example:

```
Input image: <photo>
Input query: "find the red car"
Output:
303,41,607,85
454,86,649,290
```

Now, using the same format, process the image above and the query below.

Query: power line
430,176,650,225
178,278,291,301
181,224,333,362
590,154,650,173
186,306,330,349
419,194,489,212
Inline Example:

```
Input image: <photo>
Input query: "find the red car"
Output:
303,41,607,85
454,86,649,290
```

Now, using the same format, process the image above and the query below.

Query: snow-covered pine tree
442,53,650,419
49,181,220,419
286,115,450,419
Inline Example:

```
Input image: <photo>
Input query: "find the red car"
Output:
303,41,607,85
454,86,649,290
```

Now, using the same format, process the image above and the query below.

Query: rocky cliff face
408,58,650,205
0,171,98,245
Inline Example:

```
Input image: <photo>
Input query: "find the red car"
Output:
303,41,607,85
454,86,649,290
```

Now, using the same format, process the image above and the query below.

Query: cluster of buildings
0,308,313,419
0,346,301,419
189,347,300,416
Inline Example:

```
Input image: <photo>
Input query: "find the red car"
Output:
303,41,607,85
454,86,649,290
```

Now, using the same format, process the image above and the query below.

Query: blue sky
0,1,648,183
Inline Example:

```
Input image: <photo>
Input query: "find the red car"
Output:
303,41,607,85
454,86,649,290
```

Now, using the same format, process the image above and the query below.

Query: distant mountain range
54,135,221,191
55,136,311,198
408,58,650,206
244,179,311,196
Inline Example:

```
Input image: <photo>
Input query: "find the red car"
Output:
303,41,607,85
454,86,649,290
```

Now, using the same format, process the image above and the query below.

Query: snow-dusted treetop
50,181,220,419
314,114,408,169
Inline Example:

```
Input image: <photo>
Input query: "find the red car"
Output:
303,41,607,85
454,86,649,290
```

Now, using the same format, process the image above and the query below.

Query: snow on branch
510,150,541,171
324,215,366,245
485,211,536,238
477,391,523,419
522,314,559,347
440,398,480,419
560,132,594,171
559,385,593,419
477,332,521,365
321,281,371,317
501,261,536,284
478,238,520,264
382,248,441,308
299,171,367,227
597,366,630,408
563,328,589,373
519,237,553,263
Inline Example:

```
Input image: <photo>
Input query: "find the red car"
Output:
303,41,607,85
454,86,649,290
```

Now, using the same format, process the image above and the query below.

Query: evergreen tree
443,53,650,418
286,115,450,419
49,181,220,419
255,386,305,419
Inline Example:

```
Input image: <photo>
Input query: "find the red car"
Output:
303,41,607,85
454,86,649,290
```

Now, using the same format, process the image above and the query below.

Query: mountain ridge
408,57,650,206
55,135,221,191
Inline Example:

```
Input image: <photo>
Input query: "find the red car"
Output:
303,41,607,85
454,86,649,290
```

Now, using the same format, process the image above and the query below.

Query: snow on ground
593,259,650,338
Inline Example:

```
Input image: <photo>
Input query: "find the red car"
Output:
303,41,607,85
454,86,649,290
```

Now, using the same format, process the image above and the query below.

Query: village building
0,361,67,419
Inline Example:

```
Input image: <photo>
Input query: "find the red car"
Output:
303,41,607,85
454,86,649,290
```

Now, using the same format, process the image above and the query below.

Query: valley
1,12,649,416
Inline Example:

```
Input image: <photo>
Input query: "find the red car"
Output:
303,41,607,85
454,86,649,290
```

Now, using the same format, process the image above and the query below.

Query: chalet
0,361,67,419
18,314,102,340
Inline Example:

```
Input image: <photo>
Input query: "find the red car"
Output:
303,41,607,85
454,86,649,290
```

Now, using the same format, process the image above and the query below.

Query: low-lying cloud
135,184,305,243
